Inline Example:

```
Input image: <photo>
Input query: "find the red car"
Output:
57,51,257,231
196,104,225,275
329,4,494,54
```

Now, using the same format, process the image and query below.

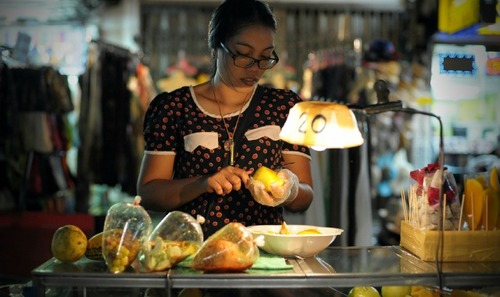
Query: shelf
432,24,500,51
31,246,500,296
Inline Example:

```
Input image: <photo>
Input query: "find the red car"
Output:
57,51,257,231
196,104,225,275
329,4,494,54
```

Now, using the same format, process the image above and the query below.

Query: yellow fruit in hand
52,225,88,263
253,166,284,192
348,286,381,297
381,286,411,297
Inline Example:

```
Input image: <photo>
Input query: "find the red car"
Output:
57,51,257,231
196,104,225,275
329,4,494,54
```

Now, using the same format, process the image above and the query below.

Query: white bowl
247,224,343,258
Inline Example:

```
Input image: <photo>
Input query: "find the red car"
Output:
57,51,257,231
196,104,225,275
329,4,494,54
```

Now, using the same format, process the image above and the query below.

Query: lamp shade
280,101,364,150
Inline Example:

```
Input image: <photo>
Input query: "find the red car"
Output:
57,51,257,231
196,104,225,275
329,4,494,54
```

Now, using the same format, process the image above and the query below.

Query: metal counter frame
31,246,500,296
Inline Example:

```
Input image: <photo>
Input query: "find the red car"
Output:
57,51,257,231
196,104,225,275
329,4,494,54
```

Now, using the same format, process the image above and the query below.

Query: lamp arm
397,107,444,163
397,107,446,287
350,78,446,283
348,101,403,114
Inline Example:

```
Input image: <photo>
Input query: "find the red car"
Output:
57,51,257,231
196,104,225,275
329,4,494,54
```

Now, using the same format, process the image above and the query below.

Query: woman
137,0,313,238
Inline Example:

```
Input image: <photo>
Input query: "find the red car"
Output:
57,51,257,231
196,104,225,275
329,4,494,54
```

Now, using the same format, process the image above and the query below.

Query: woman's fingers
207,166,249,195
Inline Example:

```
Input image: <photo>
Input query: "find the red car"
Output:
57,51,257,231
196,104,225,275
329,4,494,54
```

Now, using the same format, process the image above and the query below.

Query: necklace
211,80,252,166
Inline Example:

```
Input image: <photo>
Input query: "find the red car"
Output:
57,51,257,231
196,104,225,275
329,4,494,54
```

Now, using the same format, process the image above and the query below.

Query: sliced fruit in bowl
247,224,343,258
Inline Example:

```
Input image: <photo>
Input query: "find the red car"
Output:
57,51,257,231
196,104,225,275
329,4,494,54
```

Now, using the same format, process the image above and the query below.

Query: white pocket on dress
245,125,281,141
184,132,219,152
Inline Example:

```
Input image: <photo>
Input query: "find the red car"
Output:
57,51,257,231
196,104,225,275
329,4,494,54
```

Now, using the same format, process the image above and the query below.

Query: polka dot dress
143,85,310,237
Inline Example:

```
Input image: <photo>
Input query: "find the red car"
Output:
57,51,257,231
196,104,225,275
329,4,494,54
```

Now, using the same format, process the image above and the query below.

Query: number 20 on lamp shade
279,101,364,150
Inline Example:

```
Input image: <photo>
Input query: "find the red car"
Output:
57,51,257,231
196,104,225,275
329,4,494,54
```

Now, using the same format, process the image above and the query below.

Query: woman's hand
247,168,299,207
205,166,251,196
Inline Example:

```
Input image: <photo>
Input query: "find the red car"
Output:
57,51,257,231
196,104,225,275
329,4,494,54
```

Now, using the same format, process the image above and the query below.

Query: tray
400,221,500,262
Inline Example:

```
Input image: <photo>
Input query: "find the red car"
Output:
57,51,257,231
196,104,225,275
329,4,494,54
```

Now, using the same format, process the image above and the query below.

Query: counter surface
32,246,500,296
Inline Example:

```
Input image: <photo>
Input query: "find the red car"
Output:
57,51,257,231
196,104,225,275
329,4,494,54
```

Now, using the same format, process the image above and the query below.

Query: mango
253,166,284,193
51,225,88,263
490,166,499,192
481,188,500,230
279,221,290,234
463,178,485,231
297,228,322,235
475,174,488,189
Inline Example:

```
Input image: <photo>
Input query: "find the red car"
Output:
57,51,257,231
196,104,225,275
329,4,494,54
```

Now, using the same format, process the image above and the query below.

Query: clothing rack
0,61,74,211
90,39,146,63
91,39,132,55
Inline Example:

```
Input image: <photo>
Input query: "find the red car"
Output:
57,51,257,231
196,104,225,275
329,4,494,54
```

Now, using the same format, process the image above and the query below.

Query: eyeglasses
220,42,279,70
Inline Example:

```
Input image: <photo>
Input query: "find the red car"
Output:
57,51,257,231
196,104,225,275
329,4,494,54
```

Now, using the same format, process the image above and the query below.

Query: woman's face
216,24,276,89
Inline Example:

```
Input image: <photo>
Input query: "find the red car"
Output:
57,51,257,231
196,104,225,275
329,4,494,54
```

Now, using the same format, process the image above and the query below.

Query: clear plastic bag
408,163,460,230
190,222,259,272
102,196,152,273
140,211,203,272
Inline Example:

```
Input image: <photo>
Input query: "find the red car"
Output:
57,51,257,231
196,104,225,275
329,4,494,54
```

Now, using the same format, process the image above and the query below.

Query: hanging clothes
0,61,75,211
0,61,22,211
77,41,139,208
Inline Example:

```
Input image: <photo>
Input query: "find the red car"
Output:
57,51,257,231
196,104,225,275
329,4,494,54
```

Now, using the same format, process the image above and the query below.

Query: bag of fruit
190,222,261,272
102,196,152,273
140,211,204,272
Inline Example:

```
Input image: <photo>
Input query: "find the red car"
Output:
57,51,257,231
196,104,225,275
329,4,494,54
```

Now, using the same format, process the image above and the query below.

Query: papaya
85,231,104,261
463,178,485,231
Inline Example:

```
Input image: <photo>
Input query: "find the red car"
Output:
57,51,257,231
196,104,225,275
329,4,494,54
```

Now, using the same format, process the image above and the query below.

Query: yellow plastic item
438,0,479,34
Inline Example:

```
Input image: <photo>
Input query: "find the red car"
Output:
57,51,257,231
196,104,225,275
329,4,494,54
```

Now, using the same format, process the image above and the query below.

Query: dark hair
208,0,277,56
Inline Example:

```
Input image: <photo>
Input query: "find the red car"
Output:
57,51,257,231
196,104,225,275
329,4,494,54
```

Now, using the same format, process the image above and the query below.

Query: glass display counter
31,246,500,297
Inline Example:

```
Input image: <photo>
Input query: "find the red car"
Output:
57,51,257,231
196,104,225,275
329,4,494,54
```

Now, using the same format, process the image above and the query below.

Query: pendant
223,139,234,152
224,139,235,166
